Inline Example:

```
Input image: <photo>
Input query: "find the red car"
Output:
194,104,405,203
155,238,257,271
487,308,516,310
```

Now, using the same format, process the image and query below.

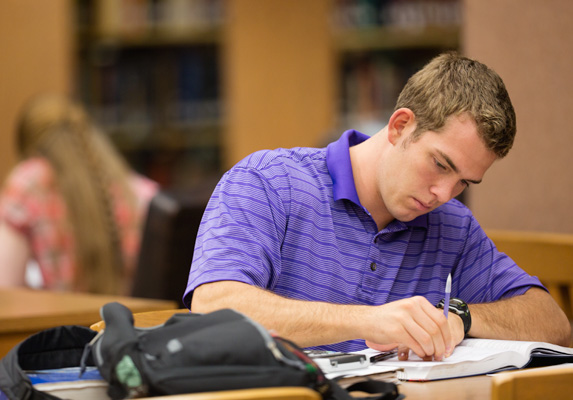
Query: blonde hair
396,52,516,158
17,94,135,294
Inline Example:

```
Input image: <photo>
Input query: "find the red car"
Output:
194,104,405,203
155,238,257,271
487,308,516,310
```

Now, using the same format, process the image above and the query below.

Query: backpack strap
326,377,403,400
91,302,147,399
0,325,97,400
344,379,404,400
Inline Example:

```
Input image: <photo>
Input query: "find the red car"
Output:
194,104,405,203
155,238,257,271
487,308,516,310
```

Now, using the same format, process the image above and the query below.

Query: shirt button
370,262,377,271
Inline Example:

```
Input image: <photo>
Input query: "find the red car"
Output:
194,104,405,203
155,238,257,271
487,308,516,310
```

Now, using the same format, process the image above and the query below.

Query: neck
349,131,394,230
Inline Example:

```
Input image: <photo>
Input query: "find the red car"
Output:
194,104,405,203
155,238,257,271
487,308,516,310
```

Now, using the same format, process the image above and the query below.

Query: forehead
418,115,497,178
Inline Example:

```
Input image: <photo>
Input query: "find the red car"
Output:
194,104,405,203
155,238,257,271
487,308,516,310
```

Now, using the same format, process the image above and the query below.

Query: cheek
381,149,433,193
452,183,467,198
411,158,436,186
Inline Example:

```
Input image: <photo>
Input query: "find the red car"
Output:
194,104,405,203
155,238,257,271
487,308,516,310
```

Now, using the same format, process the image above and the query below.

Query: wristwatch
436,297,472,336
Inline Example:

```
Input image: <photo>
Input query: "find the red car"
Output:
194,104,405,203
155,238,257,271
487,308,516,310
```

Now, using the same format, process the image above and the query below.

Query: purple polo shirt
184,130,543,352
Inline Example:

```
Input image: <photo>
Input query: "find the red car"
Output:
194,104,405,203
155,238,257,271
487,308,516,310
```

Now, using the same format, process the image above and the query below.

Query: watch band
436,297,472,335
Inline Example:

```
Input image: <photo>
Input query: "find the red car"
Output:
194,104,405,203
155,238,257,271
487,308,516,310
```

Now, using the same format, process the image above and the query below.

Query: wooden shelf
334,25,460,52
107,123,222,153
79,26,222,49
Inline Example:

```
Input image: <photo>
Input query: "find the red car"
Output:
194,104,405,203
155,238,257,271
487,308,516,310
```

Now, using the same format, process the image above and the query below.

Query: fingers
397,345,433,361
397,345,410,361
368,296,454,361
448,312,466,348
400,297,450,360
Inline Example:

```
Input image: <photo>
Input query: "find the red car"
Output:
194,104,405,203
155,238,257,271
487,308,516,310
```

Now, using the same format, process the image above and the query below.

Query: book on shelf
92,0,224,37
332,0,461,30
360,338,573,381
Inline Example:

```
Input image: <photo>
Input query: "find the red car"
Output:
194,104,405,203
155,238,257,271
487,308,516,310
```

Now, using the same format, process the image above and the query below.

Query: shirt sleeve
183,164,288,307
455,215,546,303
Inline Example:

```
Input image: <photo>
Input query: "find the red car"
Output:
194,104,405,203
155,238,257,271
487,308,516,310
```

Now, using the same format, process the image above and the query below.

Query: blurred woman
0,94,158,295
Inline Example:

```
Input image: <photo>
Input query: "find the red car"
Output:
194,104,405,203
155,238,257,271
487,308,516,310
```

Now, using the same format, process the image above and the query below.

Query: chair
486,229,573,320
90,308,184,331
132,183,217,307
491,365,573,400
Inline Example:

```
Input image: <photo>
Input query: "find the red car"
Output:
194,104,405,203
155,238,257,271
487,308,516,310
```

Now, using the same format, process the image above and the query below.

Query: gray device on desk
307,351,370,374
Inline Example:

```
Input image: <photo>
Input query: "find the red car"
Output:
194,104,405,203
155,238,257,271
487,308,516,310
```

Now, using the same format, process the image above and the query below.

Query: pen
369,350,397,363
444,273,451,319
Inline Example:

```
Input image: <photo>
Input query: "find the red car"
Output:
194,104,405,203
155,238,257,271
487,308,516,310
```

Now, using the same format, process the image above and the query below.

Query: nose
430,178,460,204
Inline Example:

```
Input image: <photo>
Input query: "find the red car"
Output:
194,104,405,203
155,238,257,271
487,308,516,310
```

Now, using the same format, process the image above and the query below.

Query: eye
434,158,447,170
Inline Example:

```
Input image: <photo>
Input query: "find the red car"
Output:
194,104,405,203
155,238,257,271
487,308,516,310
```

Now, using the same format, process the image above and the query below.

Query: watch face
450,298,469,312
453,298,467,306
436,297,471,335
449,298,471,335
437,298,467,310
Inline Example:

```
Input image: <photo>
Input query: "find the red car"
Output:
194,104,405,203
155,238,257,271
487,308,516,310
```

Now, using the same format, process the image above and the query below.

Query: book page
378,345,525,364
34,381,109,400
460,338,573,356
360,344,523,364
360,343,528,380
25,367,109,400
359,339,573,381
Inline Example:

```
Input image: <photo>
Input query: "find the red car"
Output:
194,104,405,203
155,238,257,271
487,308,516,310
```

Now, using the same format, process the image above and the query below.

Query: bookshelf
331,0,461,135
75,0,225,189
74,0,337,185
71,0,460,190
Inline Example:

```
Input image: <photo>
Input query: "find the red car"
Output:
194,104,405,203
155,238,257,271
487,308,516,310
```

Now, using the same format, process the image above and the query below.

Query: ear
387,108,415,145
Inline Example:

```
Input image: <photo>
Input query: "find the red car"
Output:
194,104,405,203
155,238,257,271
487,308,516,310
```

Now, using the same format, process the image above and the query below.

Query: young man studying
183,52,571,361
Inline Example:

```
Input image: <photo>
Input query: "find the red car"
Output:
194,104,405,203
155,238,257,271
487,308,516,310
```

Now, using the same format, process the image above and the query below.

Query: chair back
491,365,573,400
487,229,573,319
132,185,216,306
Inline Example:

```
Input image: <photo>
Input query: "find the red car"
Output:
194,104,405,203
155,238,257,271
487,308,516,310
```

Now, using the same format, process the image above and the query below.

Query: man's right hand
362,296,460,361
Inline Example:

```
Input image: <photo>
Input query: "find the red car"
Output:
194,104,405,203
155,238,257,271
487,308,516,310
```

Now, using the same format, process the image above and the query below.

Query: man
184,53,570,361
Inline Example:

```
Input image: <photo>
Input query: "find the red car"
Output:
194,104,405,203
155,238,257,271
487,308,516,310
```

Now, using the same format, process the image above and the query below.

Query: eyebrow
437,150,482,185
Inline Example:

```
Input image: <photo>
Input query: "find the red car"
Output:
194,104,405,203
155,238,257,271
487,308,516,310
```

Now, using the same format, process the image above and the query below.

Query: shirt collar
326,130,368,204
326,130,428,230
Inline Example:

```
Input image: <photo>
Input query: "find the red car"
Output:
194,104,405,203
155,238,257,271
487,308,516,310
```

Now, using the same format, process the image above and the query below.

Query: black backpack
0,302,402,400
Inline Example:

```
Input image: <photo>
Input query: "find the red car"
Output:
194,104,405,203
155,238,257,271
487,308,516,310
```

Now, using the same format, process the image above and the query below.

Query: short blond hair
395,52,516,158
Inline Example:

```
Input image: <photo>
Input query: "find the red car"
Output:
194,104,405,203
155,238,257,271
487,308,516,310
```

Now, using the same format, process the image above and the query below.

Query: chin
393,211,419,223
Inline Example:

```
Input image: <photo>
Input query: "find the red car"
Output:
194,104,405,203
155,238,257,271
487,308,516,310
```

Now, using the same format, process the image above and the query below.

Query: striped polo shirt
184,130,543,352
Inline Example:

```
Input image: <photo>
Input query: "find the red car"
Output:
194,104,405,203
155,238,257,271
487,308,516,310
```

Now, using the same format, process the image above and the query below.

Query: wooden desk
400,375,490,399
0,288,177,358
139,376,492,400
92,309,492,400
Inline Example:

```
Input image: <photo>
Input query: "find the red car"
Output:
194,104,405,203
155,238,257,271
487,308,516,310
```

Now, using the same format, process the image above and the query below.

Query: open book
362,338,573,381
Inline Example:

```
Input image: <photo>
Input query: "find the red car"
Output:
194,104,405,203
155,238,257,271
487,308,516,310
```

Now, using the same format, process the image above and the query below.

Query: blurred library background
74,0,460,190
1,0,572,233
76,0,225,190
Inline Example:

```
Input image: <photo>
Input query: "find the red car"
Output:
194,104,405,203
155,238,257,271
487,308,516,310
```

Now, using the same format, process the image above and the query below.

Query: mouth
413,198,432,211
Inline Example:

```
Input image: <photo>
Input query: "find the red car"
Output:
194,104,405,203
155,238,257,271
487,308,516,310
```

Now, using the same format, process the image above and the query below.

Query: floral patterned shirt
0,157,159,293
